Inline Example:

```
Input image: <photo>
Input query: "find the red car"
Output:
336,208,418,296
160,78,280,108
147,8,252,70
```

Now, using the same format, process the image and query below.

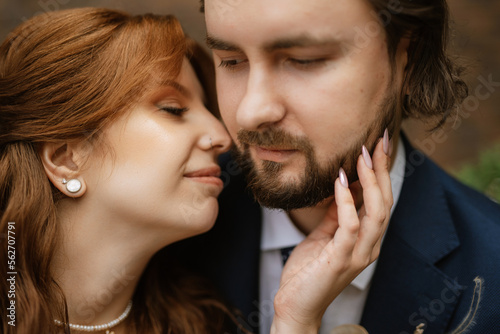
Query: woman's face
81,59,231,242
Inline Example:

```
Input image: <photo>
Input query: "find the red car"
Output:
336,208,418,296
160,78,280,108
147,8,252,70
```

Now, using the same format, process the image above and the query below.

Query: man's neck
287,197,335,235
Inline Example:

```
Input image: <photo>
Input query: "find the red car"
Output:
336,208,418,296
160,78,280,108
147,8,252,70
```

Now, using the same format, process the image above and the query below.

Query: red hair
0,8,239,333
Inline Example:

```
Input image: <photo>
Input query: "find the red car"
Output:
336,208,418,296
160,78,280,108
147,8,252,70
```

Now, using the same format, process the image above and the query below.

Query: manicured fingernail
383,128,389,155
339,167,348,188
362,145,373,169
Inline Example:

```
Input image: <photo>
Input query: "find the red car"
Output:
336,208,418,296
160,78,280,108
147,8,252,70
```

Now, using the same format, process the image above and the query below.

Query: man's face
205,0,406,210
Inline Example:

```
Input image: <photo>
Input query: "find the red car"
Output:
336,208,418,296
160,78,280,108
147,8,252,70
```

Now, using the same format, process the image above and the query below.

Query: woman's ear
40,142,88,198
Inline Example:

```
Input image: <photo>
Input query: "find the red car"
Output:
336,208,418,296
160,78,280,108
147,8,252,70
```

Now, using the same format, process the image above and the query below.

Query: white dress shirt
259,140,406,334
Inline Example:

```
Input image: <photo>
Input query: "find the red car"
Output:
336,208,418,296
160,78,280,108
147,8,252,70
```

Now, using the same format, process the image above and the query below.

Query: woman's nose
201,113,232,155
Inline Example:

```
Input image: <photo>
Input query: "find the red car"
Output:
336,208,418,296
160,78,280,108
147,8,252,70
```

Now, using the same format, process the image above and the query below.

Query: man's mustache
237,128,313,151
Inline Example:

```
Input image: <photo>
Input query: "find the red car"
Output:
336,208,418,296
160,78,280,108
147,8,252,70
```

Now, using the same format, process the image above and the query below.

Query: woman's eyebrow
157,80,192,99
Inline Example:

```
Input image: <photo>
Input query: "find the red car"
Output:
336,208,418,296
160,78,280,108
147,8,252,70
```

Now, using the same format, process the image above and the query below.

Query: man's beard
232,90,399,211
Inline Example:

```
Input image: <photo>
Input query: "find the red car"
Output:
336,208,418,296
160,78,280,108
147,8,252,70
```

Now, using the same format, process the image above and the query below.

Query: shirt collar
261,140,406,290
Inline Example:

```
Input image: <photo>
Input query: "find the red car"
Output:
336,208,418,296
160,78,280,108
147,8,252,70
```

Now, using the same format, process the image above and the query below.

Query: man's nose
236,67,285,131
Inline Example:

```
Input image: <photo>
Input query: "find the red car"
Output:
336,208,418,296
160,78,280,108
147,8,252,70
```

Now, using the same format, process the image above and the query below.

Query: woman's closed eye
157,105,189,116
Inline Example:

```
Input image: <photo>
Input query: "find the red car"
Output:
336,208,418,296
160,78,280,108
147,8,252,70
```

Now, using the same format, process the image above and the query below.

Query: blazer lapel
360,138,463,333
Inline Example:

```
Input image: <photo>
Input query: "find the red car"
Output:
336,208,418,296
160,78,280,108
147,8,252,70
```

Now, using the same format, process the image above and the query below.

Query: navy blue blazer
175,136,500,333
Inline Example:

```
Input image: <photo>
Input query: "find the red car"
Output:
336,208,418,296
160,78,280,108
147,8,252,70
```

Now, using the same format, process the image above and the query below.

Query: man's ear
396,36,411,94
40,142,88,198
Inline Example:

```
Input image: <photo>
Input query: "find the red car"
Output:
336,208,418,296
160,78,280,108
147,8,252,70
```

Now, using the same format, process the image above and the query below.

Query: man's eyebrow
206,35,241,51
263,35,342,53
206,34,342,53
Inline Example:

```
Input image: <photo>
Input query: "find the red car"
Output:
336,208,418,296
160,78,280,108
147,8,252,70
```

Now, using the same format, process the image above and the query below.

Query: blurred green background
455,144,500,202
1,0,499,201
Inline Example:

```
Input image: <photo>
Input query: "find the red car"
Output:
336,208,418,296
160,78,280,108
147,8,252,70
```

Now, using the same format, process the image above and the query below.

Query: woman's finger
354,141,389,259
362,133,393,260
373,129,393,209
322,170,359,261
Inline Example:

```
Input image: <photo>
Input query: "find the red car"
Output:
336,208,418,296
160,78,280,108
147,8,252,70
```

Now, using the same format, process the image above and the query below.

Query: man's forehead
205,0,375,49
204,0,372,21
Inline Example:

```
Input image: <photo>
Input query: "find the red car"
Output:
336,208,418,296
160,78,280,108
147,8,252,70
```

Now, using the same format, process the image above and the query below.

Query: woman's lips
184,166,223,188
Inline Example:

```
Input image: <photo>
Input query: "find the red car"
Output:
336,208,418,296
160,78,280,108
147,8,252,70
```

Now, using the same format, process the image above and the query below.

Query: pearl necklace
54,300,132,333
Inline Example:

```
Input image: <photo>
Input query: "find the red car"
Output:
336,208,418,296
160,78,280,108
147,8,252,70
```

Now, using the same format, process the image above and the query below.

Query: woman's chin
182,199,220,237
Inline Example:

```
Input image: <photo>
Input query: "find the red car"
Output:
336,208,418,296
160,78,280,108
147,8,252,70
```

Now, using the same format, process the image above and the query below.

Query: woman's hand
271,134,393,333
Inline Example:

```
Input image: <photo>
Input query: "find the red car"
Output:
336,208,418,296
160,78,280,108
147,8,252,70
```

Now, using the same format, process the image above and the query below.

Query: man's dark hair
369,0,467,128
200,0,468,128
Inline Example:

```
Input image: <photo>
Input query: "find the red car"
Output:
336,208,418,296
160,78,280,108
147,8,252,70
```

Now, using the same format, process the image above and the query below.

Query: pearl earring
62,178,82,193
